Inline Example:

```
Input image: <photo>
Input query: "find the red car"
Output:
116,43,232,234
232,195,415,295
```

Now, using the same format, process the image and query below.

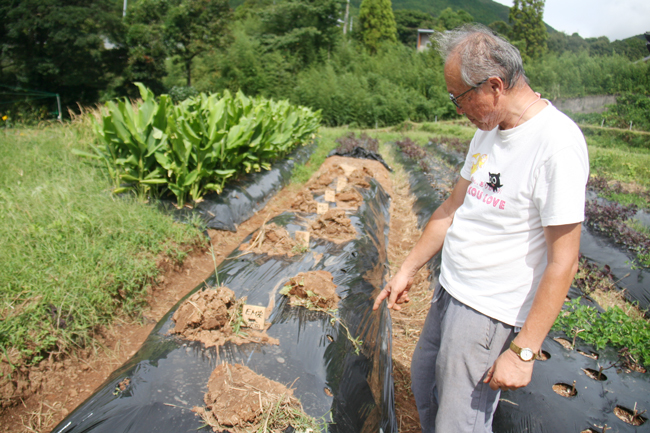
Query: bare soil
382,148,431,433
194,363,309,433
335,186,364,209
552,382,577,398
291,190,319,213
240,223,301,257
171,286,278,349
0,154,427,433
310,209,357,244
306,156,392,197
281,271,340,311
614,405,647,426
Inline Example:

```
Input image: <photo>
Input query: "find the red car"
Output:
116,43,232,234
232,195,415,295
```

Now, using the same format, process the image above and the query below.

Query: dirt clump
310,209,357,244
240,223,302,257
194,363,317,433
348,167,373,189
291,190,319,213
171,287,278,349
281,271,340,311
307,167,344,192
336,185,364,209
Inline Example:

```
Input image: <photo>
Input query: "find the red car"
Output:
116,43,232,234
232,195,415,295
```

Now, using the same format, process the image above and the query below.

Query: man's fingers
372,288,390,311
483,366,494,384
387,288,400,309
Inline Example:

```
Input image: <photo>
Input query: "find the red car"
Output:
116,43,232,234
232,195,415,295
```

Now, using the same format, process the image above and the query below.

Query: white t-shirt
439,103,589,327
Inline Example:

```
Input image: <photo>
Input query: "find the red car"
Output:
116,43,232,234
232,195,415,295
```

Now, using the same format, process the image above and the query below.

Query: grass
291,127,344,184
0,119,205,365
418,120,477,142
589,144,650,189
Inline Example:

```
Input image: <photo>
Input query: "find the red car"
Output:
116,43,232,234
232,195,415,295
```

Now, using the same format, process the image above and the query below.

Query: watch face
520,348,534,361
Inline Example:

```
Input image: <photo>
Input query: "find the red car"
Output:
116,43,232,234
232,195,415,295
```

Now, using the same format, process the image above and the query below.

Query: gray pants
411,286,514,433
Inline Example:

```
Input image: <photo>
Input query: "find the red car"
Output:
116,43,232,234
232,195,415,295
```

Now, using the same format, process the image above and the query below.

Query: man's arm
372,177,471,311
485,222,582,390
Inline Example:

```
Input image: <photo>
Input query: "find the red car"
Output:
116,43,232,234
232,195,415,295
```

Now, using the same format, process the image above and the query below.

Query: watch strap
509,341,538,361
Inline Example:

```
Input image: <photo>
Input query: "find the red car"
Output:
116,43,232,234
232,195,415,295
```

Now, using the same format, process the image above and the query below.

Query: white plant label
242,305,266,330
324,189,336,202
336,177,347,192
317,202,329,214
340,163,356,176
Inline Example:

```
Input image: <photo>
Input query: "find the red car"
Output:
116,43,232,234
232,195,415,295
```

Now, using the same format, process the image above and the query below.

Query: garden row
86,84,321,207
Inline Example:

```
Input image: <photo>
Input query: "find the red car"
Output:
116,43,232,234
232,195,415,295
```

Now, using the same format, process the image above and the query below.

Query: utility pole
56,94,62,121
343,0,350,35
123,0,127,18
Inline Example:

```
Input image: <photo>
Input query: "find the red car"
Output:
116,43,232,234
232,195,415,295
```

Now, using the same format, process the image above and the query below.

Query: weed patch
553,298,650,370
0,125,204,364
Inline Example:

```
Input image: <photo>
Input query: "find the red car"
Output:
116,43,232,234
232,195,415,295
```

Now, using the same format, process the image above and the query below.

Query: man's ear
486,76,505,97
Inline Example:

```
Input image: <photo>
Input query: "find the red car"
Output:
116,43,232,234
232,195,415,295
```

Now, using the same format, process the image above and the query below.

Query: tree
393,9,435,47
509,0,548,59
0,0,127,108
164,0,231,86
435,8,474,32
124,0,170,96
489,20,510,38
258,0,342,66
359,0,397,53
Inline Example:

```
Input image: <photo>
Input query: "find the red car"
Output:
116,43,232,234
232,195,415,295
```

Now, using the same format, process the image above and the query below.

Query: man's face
444,57,501,131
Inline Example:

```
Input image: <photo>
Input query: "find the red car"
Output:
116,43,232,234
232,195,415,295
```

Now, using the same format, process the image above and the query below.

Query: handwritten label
336,177,347,192
295,230,310,247
324,189,336,202
317,202,329,214
340,163,356,176
242,305,266,330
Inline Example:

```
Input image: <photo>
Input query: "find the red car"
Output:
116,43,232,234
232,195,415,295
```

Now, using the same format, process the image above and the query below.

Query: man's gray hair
434,24,526,89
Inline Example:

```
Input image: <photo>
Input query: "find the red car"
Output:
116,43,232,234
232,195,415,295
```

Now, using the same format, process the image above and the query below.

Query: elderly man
373,25,589,432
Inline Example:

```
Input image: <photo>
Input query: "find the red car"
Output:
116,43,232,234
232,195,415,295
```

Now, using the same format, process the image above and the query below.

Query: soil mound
171,287,278,348
307,167,344,192
280,271,340,310
240,223,302,257
336,185,364,209
194,363,317,433
291,190,318,213
348,167,373,188
310,209,357,243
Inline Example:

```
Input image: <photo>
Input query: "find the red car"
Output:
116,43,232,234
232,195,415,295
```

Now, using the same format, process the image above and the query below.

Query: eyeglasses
449,79,488,108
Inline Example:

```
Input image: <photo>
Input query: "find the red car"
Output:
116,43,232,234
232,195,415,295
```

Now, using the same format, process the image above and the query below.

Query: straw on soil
194,363,319,433
241,223,302,257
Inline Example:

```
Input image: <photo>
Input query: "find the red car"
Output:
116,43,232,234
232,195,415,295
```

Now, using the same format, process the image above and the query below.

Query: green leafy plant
86,85,321,207
553,297,650,368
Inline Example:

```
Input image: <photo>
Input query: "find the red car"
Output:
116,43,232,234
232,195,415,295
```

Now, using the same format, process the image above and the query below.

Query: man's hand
484,348,534,391
372,271,413,311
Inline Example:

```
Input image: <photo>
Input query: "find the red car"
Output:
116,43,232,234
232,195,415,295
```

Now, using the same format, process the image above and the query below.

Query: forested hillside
1,0,648,130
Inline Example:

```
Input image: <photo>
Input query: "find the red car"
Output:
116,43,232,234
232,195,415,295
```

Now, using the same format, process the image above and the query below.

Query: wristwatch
509,341,539,362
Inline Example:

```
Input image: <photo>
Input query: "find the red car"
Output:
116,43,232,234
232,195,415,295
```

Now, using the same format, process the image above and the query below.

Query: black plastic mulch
51,179,397,433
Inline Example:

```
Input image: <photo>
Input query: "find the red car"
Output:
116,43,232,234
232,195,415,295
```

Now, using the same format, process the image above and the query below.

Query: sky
491,0,650,41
